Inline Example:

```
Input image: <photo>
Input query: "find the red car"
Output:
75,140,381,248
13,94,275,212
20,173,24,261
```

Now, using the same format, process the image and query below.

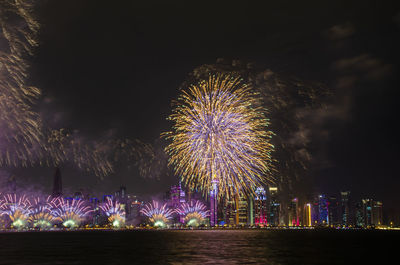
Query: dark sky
16,0,400,212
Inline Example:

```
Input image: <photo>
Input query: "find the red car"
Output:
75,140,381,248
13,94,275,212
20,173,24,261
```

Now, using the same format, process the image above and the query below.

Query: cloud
323,22,355,40
332,54,393,81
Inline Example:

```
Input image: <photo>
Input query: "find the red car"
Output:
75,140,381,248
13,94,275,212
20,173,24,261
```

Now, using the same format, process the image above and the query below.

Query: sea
0,229,397,265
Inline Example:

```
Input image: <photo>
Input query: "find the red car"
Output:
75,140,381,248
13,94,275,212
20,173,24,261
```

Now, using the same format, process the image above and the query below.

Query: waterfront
0,229,397,265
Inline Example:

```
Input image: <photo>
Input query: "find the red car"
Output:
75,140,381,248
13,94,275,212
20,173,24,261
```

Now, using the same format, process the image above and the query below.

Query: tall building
90,197,100,225
311,196,319,226
128,197,143,226
362,198,373,227
355,202,364,227
210,180,218,226
328,196,340,227
318,195,329,225
249,199,254,226
52,167,62,197
224,198,237,226
254,187,268,226
237,195,248,226
304,203,312,227
115,186,128,217
372,201,383,226
340,191,351,227
168,183,186,224
288,197,300,226
268,186,280,226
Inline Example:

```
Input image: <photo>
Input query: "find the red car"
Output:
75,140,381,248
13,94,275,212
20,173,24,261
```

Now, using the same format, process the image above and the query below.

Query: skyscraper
237,195,248,226
340,191,351,227
210,180,218,226
318,194,329,225
372,201,383,226
362,198,373,227
355,202,364,227
52,167,62,197
304,203,312,227
254,187,268,226
169,183,186,224
224,198,237,226
268,186,280,226
328,196,340,227
288,197,300,226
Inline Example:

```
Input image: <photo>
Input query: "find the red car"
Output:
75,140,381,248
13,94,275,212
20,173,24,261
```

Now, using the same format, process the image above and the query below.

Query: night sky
8,1,400,214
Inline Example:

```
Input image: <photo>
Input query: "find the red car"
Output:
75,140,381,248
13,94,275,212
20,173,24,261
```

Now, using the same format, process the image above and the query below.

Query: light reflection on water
0,229,396,265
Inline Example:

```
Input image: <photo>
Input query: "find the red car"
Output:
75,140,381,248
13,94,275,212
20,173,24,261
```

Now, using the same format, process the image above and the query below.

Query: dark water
0,229,397,265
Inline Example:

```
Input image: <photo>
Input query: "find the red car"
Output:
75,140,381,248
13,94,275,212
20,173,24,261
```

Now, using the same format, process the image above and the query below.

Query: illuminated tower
268,186,280,226
340,191,351,227
288,198,300,226
237,195,248,226
372,201,383,226
52,167,62,197
304,203,312,226
328,196,340,227
318,194,329,225
210,179,218,226
362,198,373,227
254,187,268,226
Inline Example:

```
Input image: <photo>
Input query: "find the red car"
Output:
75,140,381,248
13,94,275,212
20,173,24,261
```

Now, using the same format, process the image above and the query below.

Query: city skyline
1,167,393,228
1,1,398,216
1,1,399,264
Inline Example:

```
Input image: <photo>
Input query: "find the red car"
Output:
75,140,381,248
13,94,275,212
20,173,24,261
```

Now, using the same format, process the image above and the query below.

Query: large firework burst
164,74,274,200
140,201,174,228
176,200,209,227
0,194,32,228
184,59,332,201
28,196,58,229
52,198,92,228
99,197,125,228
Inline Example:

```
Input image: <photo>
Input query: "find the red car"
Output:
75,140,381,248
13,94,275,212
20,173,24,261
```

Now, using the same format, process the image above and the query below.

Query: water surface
0,229,397,264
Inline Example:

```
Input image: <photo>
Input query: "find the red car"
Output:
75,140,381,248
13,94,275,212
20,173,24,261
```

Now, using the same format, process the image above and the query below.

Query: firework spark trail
0,193,32,228
176,200,209,226
99,197,125,227
52,198,92,228
164,74,274,200
28,196,58,228
0,0,44,167
140,200,174,227
0,1,150,177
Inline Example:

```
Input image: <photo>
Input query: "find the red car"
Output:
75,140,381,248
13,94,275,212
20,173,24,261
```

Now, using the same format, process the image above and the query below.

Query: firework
99,197,125,228
0,0,44,167
53,198,92,228
140,201,174,228
0,194,32,228
176,200,209,227
164,74,274,200
28,196,58,229
184,59,332,198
